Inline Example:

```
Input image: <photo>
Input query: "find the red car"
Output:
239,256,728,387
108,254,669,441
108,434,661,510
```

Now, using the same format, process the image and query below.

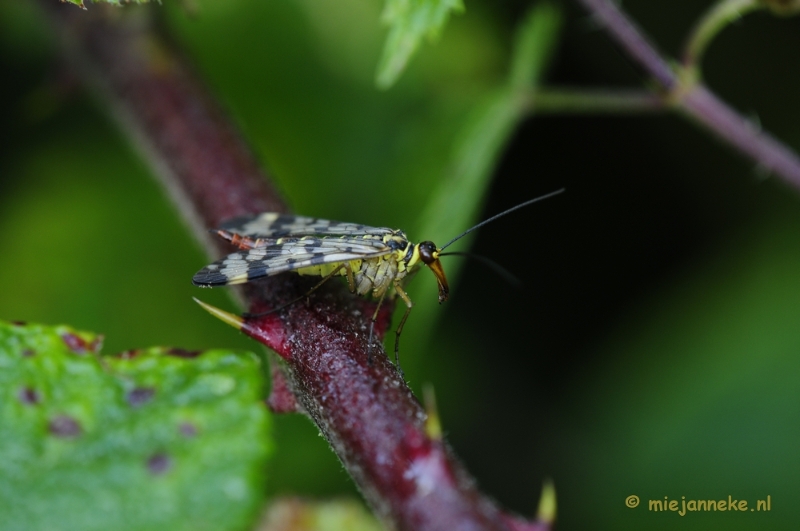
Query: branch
681,0,760,73
576,0,800,189
37,3,549,530
531,88,665,114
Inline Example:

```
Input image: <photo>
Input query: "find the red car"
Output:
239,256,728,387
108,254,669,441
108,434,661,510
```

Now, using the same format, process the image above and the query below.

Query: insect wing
193,236,392,286
219,213,395,239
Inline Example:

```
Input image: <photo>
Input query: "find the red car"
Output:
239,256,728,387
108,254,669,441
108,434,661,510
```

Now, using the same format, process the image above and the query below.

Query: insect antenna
439,188,565,251
438,251,521,286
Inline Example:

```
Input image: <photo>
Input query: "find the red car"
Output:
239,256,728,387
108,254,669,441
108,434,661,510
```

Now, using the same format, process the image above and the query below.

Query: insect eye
418,241,438,264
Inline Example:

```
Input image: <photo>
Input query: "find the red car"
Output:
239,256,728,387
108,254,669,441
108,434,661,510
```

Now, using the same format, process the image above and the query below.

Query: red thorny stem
37,3,550,530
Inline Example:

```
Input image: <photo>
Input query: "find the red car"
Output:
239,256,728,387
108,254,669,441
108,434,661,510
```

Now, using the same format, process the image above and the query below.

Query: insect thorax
294,230,417,299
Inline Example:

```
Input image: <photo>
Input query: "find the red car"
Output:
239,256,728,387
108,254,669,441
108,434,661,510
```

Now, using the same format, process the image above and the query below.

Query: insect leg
344,262,356,293
243,263,345,318
367,290,388,366
392,281,414,373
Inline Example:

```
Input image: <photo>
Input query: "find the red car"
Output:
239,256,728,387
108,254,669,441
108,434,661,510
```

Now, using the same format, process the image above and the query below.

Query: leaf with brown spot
0,320,273,531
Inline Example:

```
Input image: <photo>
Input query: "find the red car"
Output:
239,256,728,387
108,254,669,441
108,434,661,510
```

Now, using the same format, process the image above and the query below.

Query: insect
193,189,564,367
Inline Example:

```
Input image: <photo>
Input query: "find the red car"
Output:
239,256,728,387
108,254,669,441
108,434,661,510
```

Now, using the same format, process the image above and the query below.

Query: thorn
423,383,442,441
192,297,244,330
536,478,557,525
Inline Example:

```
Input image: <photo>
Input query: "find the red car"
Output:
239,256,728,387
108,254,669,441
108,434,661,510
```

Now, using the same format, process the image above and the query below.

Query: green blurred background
1,1,799,530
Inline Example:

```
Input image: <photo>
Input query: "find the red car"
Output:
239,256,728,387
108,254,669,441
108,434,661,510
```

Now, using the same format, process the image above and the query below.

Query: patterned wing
218,213,395,238
193,235,392,286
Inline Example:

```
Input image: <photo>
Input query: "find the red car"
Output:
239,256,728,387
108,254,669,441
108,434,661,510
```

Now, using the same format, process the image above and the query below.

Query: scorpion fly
193,189,564,367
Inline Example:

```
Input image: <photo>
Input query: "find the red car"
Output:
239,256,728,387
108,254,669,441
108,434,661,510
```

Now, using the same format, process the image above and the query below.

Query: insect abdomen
294,260,362,279
293,255,403,298
358,255,401,297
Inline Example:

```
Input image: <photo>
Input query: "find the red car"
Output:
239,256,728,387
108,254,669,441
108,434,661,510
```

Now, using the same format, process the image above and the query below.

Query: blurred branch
36,2,546,530
62,0,160,9
530,88,665,114
576,0,800,190
681,0,760,75
682,0,800,75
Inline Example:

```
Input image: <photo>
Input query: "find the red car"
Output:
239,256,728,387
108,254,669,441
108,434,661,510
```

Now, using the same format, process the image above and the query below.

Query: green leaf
0,321,271,531
508,1,562,89
400,2,562,350
375,0,464,89
416,2,562,246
